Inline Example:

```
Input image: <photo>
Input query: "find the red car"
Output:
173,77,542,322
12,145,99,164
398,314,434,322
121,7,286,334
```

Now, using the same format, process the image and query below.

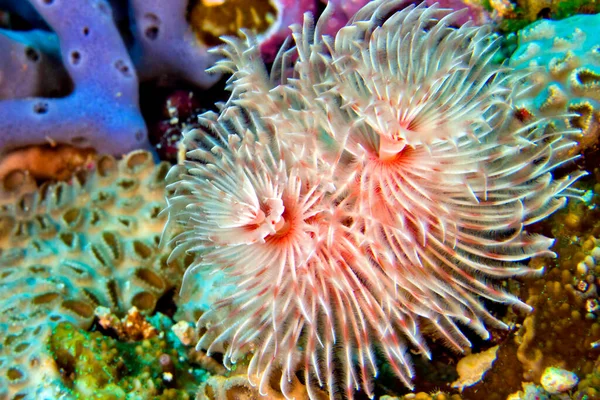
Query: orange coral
0,144,96,182
95,306,158,342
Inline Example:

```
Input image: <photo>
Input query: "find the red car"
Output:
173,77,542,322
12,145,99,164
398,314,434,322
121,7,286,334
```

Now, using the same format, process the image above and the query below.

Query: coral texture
0,144,96,182
165,1,585,399
509,14,600,156
46,315,202,399
0,151,185,399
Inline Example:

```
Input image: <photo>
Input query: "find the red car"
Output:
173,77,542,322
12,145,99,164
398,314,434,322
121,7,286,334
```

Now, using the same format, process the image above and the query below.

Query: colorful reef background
2,0,600,399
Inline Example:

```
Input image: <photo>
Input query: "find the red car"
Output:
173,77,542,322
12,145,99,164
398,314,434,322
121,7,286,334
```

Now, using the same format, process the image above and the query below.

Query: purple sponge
0,28,68,99
129,0,221,88
0,0,148,156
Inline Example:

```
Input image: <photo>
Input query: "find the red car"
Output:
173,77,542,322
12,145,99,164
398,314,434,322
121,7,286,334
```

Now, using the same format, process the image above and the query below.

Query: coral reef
95,306,158,342
0,144,96,182
540,366,579,394
164,0,585,398
0,0,491,159
575,358,600,399
196,373,330,400
509,13,600,157
489,0,600,33
0,150,186,399
451,346,499,391
2,1,600,399
319,0,489,35
46,314,203,399
383,394,462,400
0,0,225,157
146,89,204,163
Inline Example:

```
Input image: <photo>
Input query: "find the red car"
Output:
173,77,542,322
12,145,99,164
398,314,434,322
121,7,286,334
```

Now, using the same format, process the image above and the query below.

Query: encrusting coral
46,314,203,399
0,144,96,182
0,150,187,399
509,13,600,157
164,0,586,399
503,173,600,390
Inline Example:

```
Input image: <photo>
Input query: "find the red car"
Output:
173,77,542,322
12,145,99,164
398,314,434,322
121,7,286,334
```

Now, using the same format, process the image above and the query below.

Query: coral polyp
164,0,586,399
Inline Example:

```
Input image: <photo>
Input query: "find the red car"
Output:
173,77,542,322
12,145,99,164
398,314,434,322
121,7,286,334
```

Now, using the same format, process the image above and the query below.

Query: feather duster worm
165,1,586,398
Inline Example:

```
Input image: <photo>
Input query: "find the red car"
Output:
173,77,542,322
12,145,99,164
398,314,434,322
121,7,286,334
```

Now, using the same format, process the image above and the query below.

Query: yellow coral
188,0,278,46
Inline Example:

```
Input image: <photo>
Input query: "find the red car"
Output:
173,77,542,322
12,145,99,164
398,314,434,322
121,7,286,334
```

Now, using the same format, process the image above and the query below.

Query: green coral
552,0,600,20
496,0,600,34
48,317,203,400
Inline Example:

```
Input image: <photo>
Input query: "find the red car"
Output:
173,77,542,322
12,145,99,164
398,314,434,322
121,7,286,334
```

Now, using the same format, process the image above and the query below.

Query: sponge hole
114,59,132,77
24,47,40,62
70,50,81,66
70,136,89,145
33,102,49,114
145,26,159,40
143,13,161,40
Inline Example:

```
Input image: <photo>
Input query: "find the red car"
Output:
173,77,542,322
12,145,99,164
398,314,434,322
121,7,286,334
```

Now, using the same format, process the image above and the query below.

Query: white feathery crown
164,1,586,398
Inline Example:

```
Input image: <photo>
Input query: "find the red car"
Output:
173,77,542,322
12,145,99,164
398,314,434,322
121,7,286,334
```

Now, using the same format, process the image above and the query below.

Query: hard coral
509,14,600,157
165,0,585,398
0,150,186,399
0,144,96,182
493,0,600,33
48,319,198,399
507,177,600,390
197,373,330,400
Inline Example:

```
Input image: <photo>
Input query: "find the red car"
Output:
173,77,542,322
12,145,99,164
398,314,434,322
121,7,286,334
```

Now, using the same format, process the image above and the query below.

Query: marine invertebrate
0,28,68,100
0,0,236,156
47,318,200,398
493,0,600,33
451,346,499,391
165,0,586,398
0,0,149,156
197,373,330,400
0,144,96,182
129,0,221,87
320,0,488,36
95,306,158,341
0,150,186,399
509,14,600,157
147,89,205,162
505,182,600,390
